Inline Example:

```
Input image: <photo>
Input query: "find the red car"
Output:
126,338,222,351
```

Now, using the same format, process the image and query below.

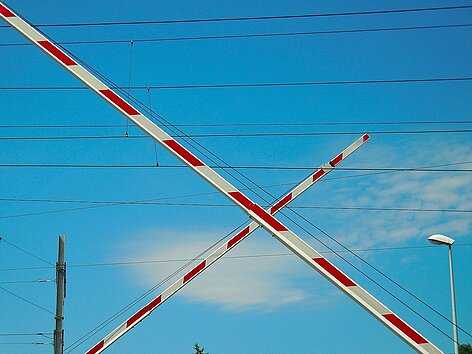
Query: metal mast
54,236,66,354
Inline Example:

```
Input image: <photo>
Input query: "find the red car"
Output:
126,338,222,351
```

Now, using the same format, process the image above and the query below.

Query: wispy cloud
114,229,325,311
315,137,472,248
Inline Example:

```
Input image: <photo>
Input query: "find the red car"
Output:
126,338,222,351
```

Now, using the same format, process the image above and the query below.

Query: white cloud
113,229,324,311
320,137,472,249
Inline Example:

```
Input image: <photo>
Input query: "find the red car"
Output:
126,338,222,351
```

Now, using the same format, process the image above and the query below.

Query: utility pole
54,236,66,354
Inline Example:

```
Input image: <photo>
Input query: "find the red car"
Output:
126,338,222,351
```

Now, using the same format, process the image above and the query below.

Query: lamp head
428,234,455,246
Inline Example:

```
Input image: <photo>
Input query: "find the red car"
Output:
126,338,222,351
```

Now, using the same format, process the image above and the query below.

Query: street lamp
428,234,459,354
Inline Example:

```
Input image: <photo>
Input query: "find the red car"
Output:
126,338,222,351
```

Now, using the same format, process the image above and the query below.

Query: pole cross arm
0,3,443,354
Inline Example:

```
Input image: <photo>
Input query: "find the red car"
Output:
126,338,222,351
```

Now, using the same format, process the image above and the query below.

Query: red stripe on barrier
270,193,292,214
126,296,162,328
252,204,288,231
229,191,254,210
383,314,428,344
363,133,370,142
99,89,140,116
0,4,15,17
314,258,356,287
329,153,343,167
163,140,205,167
312,169,325,182
86,340,104,354
38,41,76,66
183,260,206,283
227,226,250,249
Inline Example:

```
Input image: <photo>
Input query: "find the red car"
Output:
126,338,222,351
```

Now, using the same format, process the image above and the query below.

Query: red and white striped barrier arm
85,135,369,354
0,4,443,354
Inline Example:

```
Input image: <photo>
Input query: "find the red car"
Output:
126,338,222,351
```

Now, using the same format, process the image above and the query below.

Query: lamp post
428,234,459,354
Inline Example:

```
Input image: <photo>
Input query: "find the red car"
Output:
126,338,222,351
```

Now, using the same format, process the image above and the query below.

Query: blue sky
0,1,471,353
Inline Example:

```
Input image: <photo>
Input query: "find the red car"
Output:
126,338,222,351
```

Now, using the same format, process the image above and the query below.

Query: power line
0,286,55,315
1,5,471,28
2,23,472,48
0,342,51,345
1,198,471,214
0,163,471,172
1,243,471,272
0,120,471,129
0,130,472,142
2,77,472,90
62,243,472,268
0,237,53,266
0,159,470,220
0,333,53,337
0,279,54,284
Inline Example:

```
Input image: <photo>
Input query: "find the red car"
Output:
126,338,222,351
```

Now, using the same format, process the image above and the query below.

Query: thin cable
1,163,472,172
0,159,470,220
1,243,471,272
0,120,471,129
0,279,54,284
2,5,472,28
3,77,472,90
2,198,471,214
125,40,134,137
0,342,51,345
147,87,159,166
0,237,54,266
2,129,472,140
0,286,54,315
0,333,53,336
2,23,472,48
62,243,472,268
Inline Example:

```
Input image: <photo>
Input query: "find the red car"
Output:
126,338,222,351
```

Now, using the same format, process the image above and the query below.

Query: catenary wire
0,286,54,315
1,243,471,272
2,77,472,90
1,163,472,172
0,237,54,266
0,120,471,129
1,4,471,28
0,279,53,284
1,23,472,48
1,130,472,140
1,159,470,220
0,333,52,337
1,197,472,214
0,342,51,345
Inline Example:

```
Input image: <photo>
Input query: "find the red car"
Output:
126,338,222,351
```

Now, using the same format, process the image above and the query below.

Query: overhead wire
1,159,470,220
1,197,472,214
0,279,54,284
1,130,472,140
1,4,471,28
0,237,53,266
1,243,471,272
0,286,54,315
0,120,471,129
1,164,472,172
0,332,52,337
1,23,472,48
2,77,472,90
